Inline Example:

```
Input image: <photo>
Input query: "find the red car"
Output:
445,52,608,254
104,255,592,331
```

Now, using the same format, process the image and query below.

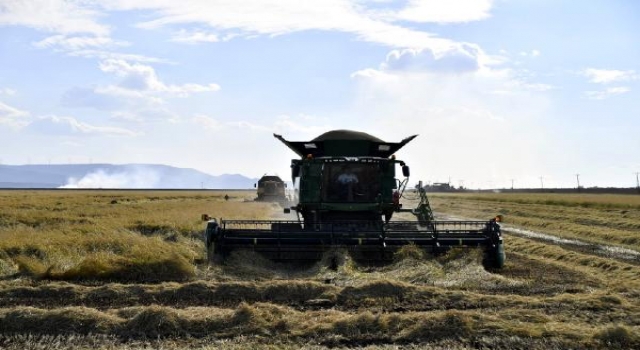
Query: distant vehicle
254,175,287,203
423,182,457,192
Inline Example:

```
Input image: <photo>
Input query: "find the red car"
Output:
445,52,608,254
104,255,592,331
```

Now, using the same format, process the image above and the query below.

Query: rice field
0,190,639,349
428,192,640,251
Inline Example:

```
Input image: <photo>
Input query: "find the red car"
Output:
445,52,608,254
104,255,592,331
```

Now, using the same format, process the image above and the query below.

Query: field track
437,215,640,265
0,190,639,349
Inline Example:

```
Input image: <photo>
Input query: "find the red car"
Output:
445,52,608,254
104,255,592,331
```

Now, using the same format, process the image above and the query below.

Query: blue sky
0,0,638,189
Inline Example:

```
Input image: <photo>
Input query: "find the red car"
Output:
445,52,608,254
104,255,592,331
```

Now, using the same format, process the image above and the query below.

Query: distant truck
423,182,458,192
254,175,287,203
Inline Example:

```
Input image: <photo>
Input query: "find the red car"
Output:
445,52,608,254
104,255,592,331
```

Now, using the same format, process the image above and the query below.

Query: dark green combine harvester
254,175,287,204
203,130,504,269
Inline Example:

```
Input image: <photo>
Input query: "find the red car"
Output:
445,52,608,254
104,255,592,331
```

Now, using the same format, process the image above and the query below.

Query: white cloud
519,49,541,57
65,50,170,63
347,49,552,187
100,0,462,51
191,113,329,136
2,101,143,136
99,59,220,96
0,101,30,127
184,113,335,178
8,4,167,64
110,110,179,123
0,101,27,118
272,115,331,136
3,0,497,60
0,0,108,35
9,3,169,65
61,59,220,119
350,68,397,81
357,48,554,96
171,29,222,44
33,35,129,51
497,68,555,93
2,102,138,136
225,120,275,132
500,79,554,93
61,86,152,111
28,115,138,136
383,44,484,73
93,85,166,105
582,68,638,84
353,42,511,80
110,111,143,122
192,115,222,130
0,88,16,96
392,0,494,23
584,87,630,100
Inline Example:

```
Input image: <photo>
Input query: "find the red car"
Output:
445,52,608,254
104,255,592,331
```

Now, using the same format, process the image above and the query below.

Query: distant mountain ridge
0,164,257,189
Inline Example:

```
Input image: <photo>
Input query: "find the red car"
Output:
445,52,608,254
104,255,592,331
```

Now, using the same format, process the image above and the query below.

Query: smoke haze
60,168,161,188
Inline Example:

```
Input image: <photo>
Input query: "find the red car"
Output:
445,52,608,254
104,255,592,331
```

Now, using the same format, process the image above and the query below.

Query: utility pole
635,172,640,194
539,176,544,190
575,174,581,192
510,179,514,191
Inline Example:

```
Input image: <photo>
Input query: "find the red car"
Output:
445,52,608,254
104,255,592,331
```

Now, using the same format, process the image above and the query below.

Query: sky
0,0,639,189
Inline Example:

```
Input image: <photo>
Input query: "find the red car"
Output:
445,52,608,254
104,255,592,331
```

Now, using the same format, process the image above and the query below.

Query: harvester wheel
205,220,223,264
483,242,505,269
207,242,223,264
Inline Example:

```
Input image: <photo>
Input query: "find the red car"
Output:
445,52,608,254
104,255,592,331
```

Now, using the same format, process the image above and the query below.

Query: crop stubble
0,190,639,349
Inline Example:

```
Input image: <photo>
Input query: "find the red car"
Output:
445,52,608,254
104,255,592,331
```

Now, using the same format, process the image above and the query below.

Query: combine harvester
203,130,504,269
254,175,289,205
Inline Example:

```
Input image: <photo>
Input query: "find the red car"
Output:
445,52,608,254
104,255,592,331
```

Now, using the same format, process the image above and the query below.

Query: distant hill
0,164,257,189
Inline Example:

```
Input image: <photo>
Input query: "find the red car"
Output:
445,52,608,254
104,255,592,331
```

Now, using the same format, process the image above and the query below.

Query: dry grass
1,190,640,349
427,192,640,250
0,334,584,350
0,190,265,281
448,192,640,209
0,303,637,348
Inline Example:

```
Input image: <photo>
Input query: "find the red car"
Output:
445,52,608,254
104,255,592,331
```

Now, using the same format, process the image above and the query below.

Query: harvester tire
205,221,223,264
207,242,223,264
483,242,505,269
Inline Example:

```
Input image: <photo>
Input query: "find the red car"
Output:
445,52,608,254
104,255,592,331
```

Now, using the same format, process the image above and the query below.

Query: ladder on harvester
412,181,435,225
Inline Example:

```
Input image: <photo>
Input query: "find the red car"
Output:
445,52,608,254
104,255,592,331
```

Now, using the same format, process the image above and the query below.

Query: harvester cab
277,130,416,225
204,130,505,268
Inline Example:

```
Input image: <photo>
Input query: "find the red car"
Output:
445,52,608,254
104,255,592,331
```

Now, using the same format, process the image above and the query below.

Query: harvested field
0,190,639,349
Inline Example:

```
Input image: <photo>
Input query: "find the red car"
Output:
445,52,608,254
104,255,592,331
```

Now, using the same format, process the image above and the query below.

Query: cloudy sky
1,0,638,189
